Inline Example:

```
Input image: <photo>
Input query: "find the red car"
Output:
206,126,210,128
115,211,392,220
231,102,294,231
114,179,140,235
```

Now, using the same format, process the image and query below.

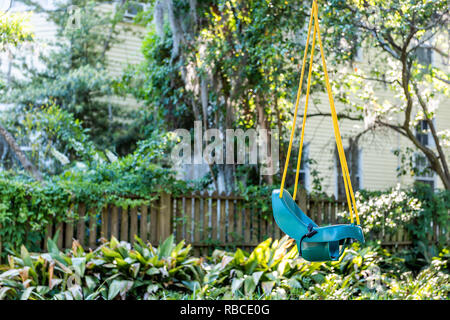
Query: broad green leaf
181,280,200,292
158,234,174,259
261,281,275,295
231,278,244,294
146,267,160,276
244,276,257,295
107,280,123,300
20,287,33,300
72,257,86,277
252,271,264,286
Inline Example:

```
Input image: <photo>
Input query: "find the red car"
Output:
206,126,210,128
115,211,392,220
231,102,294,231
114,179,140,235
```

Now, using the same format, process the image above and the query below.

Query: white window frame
414,118,436,189
302,143,311,192
119,1,150,22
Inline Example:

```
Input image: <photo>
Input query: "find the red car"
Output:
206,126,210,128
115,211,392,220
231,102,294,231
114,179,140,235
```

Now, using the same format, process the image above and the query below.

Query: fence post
297,188,308,212
158,193,172,242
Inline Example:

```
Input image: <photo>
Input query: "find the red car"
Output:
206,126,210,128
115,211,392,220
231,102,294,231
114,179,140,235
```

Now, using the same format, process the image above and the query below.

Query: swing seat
272,189,364,261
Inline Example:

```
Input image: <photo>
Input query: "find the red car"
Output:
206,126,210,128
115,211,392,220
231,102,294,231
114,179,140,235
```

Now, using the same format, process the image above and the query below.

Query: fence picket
88,209,97,249
64,219,74,249
44,224,53,251
211,194,218,242
150,200,158,244
175,197,183,242
111,206,119,240
140,204,148,242
77,203,86,246
101,206,109,240
120,206,129,242
244,207,251,244
219,196,227,243
194,195,201,244
130,207,138,244
235,200,243,243
203,195,210,241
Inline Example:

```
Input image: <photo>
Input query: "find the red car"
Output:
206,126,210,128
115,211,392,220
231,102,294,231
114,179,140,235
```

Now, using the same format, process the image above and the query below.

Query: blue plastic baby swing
272,0,364,262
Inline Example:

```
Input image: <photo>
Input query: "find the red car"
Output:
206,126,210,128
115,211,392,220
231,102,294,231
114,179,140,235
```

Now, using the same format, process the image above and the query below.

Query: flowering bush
338,184,422,238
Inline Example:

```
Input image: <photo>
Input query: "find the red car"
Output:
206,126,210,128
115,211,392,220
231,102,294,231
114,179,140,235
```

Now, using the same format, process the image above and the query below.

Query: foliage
0,129,192,256
0,235,448,300
2,0,133,152
0,235,203,300
0,11,33,48
339,183,449,267
320,0,450,189
127,0,325,191
408,183,450,245
0,103,96,174
339,184,422,237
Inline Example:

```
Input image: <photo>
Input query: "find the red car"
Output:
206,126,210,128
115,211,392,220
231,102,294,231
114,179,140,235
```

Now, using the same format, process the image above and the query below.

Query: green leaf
72,257,86,277
20,246,33,269
181,280,200,292
158,234,174,259
0,287,12,300
261,281,275,296
231,278,244,295
244,276,257,295
85,276,97,291
46,237,60,255
20,287,33,300
146,267,160,276
107,280,123,300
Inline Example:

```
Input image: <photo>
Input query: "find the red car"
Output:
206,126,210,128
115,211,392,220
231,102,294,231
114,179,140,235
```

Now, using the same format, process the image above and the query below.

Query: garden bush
0,235,448,300
338,183,449,267
0,130,192,257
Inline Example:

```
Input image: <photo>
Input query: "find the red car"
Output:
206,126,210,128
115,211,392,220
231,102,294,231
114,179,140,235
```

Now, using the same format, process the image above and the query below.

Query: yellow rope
312,0,360,225
293,22,317,201
279,0,361,225
279,1,315,198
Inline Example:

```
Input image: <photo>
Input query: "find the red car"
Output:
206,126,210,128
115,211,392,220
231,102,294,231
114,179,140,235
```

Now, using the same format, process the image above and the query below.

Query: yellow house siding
299,86,449,195
105,24,146,78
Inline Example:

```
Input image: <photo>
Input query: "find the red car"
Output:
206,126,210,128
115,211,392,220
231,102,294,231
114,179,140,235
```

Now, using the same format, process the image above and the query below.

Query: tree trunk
256,97,273,185
0,124,43,181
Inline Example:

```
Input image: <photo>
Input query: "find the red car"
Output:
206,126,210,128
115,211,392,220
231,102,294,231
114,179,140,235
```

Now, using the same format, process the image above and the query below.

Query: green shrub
339,184,449,255
0,235,202,300
0,131,192,258
0,235,448,300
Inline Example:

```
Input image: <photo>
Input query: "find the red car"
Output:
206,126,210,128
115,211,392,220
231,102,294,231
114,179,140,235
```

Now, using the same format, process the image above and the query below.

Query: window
414,119,436,189
120,1,150,22
414,154,435,189
415,46,433,66
415,118,436,148
335,142,361,200
415,119,430,146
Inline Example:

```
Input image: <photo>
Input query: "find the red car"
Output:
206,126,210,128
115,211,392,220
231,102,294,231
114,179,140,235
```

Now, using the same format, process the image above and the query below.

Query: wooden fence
1,191,448,257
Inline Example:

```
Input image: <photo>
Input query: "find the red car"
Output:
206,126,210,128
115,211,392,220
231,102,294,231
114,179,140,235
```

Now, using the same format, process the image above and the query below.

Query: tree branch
0,124,43,181
412,81,450,186
300,112,363,122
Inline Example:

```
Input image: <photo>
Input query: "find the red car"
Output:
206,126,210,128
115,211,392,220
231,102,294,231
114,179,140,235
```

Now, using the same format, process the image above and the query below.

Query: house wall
297,42,449,195
1,1,146,111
